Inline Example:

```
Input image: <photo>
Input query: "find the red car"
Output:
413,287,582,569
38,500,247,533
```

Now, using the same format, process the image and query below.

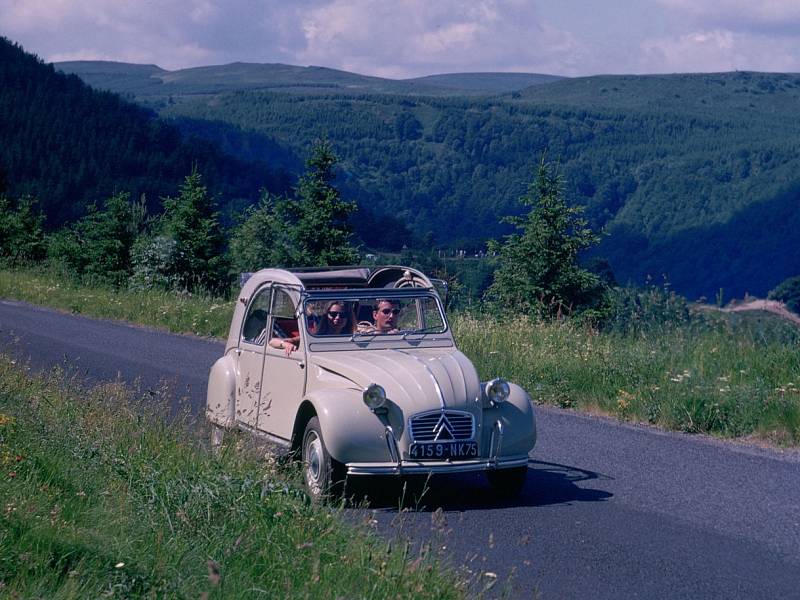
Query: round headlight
485,378,510,404
363,383,387,410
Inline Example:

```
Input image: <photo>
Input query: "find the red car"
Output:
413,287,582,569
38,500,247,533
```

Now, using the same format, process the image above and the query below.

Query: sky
2,0,800,78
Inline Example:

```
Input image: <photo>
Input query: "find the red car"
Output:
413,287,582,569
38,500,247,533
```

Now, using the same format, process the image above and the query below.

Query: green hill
56,61,555,104
28,53,800,299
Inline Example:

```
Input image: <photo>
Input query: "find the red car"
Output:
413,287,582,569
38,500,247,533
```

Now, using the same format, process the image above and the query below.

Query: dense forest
0,38,291,227
4,35,800,300
58,59,800,299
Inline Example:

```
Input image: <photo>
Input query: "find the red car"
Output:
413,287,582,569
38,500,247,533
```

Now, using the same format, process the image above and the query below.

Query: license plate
408,441,478,460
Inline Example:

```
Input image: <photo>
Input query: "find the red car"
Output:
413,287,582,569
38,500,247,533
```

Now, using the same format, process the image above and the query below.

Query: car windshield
304,293,446,337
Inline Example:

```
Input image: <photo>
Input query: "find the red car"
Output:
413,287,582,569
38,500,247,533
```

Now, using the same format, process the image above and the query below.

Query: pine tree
292,139,359,266
227,191,305,272
486,158,607,318
160,167,229,292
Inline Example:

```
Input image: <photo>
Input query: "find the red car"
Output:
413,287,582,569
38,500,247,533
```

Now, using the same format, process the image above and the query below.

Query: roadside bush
47,193,146,286
128,234,182,291
769,275,800,314
485,157,608,320
158,168,230,293
0,195,46,265
604,279,692,333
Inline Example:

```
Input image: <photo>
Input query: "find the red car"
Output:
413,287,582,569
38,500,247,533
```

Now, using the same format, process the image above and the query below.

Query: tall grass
0,266,232,337
452,314,800,444
0,358,466,598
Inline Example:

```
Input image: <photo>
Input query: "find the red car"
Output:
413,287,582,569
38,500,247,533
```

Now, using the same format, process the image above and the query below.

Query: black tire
486,466,527,497
301,417,346,501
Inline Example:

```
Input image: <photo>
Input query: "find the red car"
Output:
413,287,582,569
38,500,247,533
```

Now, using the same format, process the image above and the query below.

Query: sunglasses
379,308,401,315
328,311,348,318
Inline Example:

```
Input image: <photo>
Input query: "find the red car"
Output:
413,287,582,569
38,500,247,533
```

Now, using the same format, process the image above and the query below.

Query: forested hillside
0,38,290,226
135,72,800,299
19,48,800,299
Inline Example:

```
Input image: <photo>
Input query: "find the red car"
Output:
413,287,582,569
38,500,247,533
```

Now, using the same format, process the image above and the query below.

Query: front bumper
346,419,529,476
346,455,530,476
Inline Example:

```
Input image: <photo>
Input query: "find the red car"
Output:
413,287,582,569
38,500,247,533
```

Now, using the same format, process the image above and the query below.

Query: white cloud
640,29,800,73
658,0,800,31
2,0,798,77
296,0,581,78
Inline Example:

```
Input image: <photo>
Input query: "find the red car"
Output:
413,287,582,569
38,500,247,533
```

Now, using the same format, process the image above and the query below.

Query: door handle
298,362,305,369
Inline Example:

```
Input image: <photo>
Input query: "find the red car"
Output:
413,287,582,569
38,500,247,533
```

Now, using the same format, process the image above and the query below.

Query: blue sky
2,0,799,77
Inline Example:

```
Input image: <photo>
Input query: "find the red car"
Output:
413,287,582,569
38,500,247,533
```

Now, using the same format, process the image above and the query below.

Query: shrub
0,195,46,264
769,275,800,314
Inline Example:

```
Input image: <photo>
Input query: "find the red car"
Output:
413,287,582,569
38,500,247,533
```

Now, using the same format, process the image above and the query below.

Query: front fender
303,388,395,464
480,382,537,457
206,353,236,427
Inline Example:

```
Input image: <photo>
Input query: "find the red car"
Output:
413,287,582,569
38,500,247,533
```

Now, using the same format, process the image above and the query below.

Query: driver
372,299,401,334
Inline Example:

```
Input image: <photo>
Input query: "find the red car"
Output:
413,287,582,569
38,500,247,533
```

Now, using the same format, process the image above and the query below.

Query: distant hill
55,61,562,105
403,72,564,93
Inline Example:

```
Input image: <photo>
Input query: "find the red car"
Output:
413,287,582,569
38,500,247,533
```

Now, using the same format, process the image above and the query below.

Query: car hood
309,348,481,412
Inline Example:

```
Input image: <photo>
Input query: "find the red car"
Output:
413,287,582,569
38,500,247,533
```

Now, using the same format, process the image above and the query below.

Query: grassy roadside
0,266,232,338
2,266,799,445
0,357,466,598
457,316,800,445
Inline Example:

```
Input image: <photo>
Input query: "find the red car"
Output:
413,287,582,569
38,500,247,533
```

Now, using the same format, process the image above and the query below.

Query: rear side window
242,288,271,345
272,289,296,318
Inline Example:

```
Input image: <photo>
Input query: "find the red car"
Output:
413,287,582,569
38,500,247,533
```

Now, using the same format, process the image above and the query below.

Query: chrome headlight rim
363,383,387,410
485,378,510,405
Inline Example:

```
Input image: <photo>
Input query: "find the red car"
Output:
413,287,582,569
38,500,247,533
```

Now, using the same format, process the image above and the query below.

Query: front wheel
302,417,346,501
486,466,528,497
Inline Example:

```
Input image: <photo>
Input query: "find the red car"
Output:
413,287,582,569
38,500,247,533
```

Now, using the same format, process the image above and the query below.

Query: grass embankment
0,358,464,598
0,266,230,338
2,266,799,444
458,315,800,444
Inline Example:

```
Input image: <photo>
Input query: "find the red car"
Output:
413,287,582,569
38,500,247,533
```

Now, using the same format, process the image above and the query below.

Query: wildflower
115,562,125,569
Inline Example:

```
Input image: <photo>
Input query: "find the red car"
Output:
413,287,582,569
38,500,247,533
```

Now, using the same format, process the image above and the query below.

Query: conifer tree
46,192,145,285
228,190,305,272
486,158,607,318
160,167,229,292
292,139,359,266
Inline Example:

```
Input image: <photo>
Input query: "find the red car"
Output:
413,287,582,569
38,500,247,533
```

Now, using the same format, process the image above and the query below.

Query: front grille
409,410,474,442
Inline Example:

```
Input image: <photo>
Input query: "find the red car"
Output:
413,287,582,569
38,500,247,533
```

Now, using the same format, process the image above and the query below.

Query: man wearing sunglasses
372,299,401,334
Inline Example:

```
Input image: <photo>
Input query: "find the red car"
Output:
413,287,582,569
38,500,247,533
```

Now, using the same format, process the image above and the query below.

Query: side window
270,288,300,341
272,289,296,318
241,288,271,345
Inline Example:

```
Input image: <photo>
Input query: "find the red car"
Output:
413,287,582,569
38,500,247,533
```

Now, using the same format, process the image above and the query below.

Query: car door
259,286,307,441
236,285,271,428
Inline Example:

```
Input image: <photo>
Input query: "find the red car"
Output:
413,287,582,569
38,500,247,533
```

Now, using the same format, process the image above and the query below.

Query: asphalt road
1,299,799,599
